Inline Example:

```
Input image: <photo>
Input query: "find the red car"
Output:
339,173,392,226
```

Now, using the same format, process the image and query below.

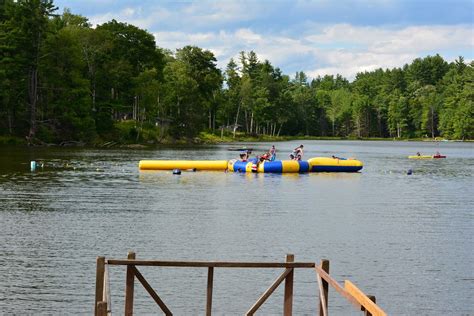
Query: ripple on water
0,141,473,314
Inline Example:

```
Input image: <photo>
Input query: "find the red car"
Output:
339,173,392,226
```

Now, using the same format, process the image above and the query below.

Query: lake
0,140,473,315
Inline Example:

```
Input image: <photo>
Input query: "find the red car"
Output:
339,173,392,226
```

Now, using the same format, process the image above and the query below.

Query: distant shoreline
1,134,471,148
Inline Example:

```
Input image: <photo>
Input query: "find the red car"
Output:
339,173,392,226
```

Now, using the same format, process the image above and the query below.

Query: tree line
1,0,472,145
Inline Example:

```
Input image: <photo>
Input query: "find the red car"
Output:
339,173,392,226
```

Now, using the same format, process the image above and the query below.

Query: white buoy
30,161,36,171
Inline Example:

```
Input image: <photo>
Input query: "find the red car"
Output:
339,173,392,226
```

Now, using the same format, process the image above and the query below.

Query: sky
54,0,474,80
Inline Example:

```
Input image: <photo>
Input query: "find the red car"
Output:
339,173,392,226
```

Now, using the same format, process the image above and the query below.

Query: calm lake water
0,140,473,315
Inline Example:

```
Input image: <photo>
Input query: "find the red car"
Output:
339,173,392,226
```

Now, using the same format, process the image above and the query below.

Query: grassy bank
0,136,27,145
1,125,471,148
196,131,471,144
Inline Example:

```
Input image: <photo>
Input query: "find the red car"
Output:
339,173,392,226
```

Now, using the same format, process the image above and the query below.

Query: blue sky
55,0,474,80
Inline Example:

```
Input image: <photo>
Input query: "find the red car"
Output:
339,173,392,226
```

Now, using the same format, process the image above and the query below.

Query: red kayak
433,154,447,158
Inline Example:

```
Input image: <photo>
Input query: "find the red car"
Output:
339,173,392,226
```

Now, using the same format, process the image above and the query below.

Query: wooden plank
107,259,315,268
95,257,105,316
344,281,387,316
103,264,111,316
316,273,327,316
283,254,294,316
314,266,361,309
363,295,377,316
206,267,214,316
318,260,329,316
246,268,292,315
97,301,107,316
132,266,173,315
125,251,136,316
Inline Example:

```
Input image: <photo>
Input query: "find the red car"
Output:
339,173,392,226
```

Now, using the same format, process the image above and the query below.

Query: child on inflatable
269,145,276,161
289,145,304,161
252,152,271,173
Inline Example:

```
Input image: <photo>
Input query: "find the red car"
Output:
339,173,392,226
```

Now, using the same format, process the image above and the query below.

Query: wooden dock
95,252,387,316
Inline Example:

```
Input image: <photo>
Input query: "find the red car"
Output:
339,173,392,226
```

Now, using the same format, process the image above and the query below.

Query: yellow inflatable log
307,157,363,172
139,160,228,171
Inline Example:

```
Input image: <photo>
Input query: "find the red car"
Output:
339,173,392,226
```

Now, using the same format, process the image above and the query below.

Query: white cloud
85,2,473,81
153,23,472,80
302,24,473,79
305,23,473,54
181,1,261,25
87,1,263,31
235,29,262,43
88,6,172,29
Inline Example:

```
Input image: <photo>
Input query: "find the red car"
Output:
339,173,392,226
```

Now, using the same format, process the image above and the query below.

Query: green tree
223,58,241,137
175,46,222,131
39,14,94,141
388,92,409,138
439,61,474,139
328,89,352,136
1,0,57,140
96,20,163,122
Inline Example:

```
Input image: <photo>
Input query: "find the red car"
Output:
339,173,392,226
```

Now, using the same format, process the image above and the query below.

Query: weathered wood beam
107,259,315,268
344,281,387,316
132,266,173,316
246,268,292,315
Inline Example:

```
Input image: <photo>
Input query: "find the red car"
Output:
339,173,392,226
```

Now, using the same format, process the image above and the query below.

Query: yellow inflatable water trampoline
139,157,363,173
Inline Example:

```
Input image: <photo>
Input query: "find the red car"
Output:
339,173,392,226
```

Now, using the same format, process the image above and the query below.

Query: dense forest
1,0,473,145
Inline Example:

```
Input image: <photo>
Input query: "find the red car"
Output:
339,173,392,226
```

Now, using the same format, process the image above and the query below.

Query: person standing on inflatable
269,145,276,161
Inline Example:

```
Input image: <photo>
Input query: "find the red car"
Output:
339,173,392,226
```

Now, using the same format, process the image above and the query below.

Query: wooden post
97,301,108,316
363,295,376,316
125,251,136,316
318,259,329,316
206,267,214,316
95,257,105,316
283,254,294,316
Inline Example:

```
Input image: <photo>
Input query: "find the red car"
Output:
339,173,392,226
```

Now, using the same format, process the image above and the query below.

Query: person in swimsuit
292,145,304,160
269,145,276,161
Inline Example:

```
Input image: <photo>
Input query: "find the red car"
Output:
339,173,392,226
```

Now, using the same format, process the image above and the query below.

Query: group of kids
239,145,304,163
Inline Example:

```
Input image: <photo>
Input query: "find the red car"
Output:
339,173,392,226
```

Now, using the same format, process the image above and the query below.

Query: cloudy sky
55,0,473,80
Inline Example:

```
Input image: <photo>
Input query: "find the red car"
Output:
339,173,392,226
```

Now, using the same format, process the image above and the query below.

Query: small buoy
30,161,36,172
407,169,413,175
172,168,181,175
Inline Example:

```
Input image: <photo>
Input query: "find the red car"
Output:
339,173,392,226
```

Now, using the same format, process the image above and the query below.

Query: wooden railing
95,252,387,316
